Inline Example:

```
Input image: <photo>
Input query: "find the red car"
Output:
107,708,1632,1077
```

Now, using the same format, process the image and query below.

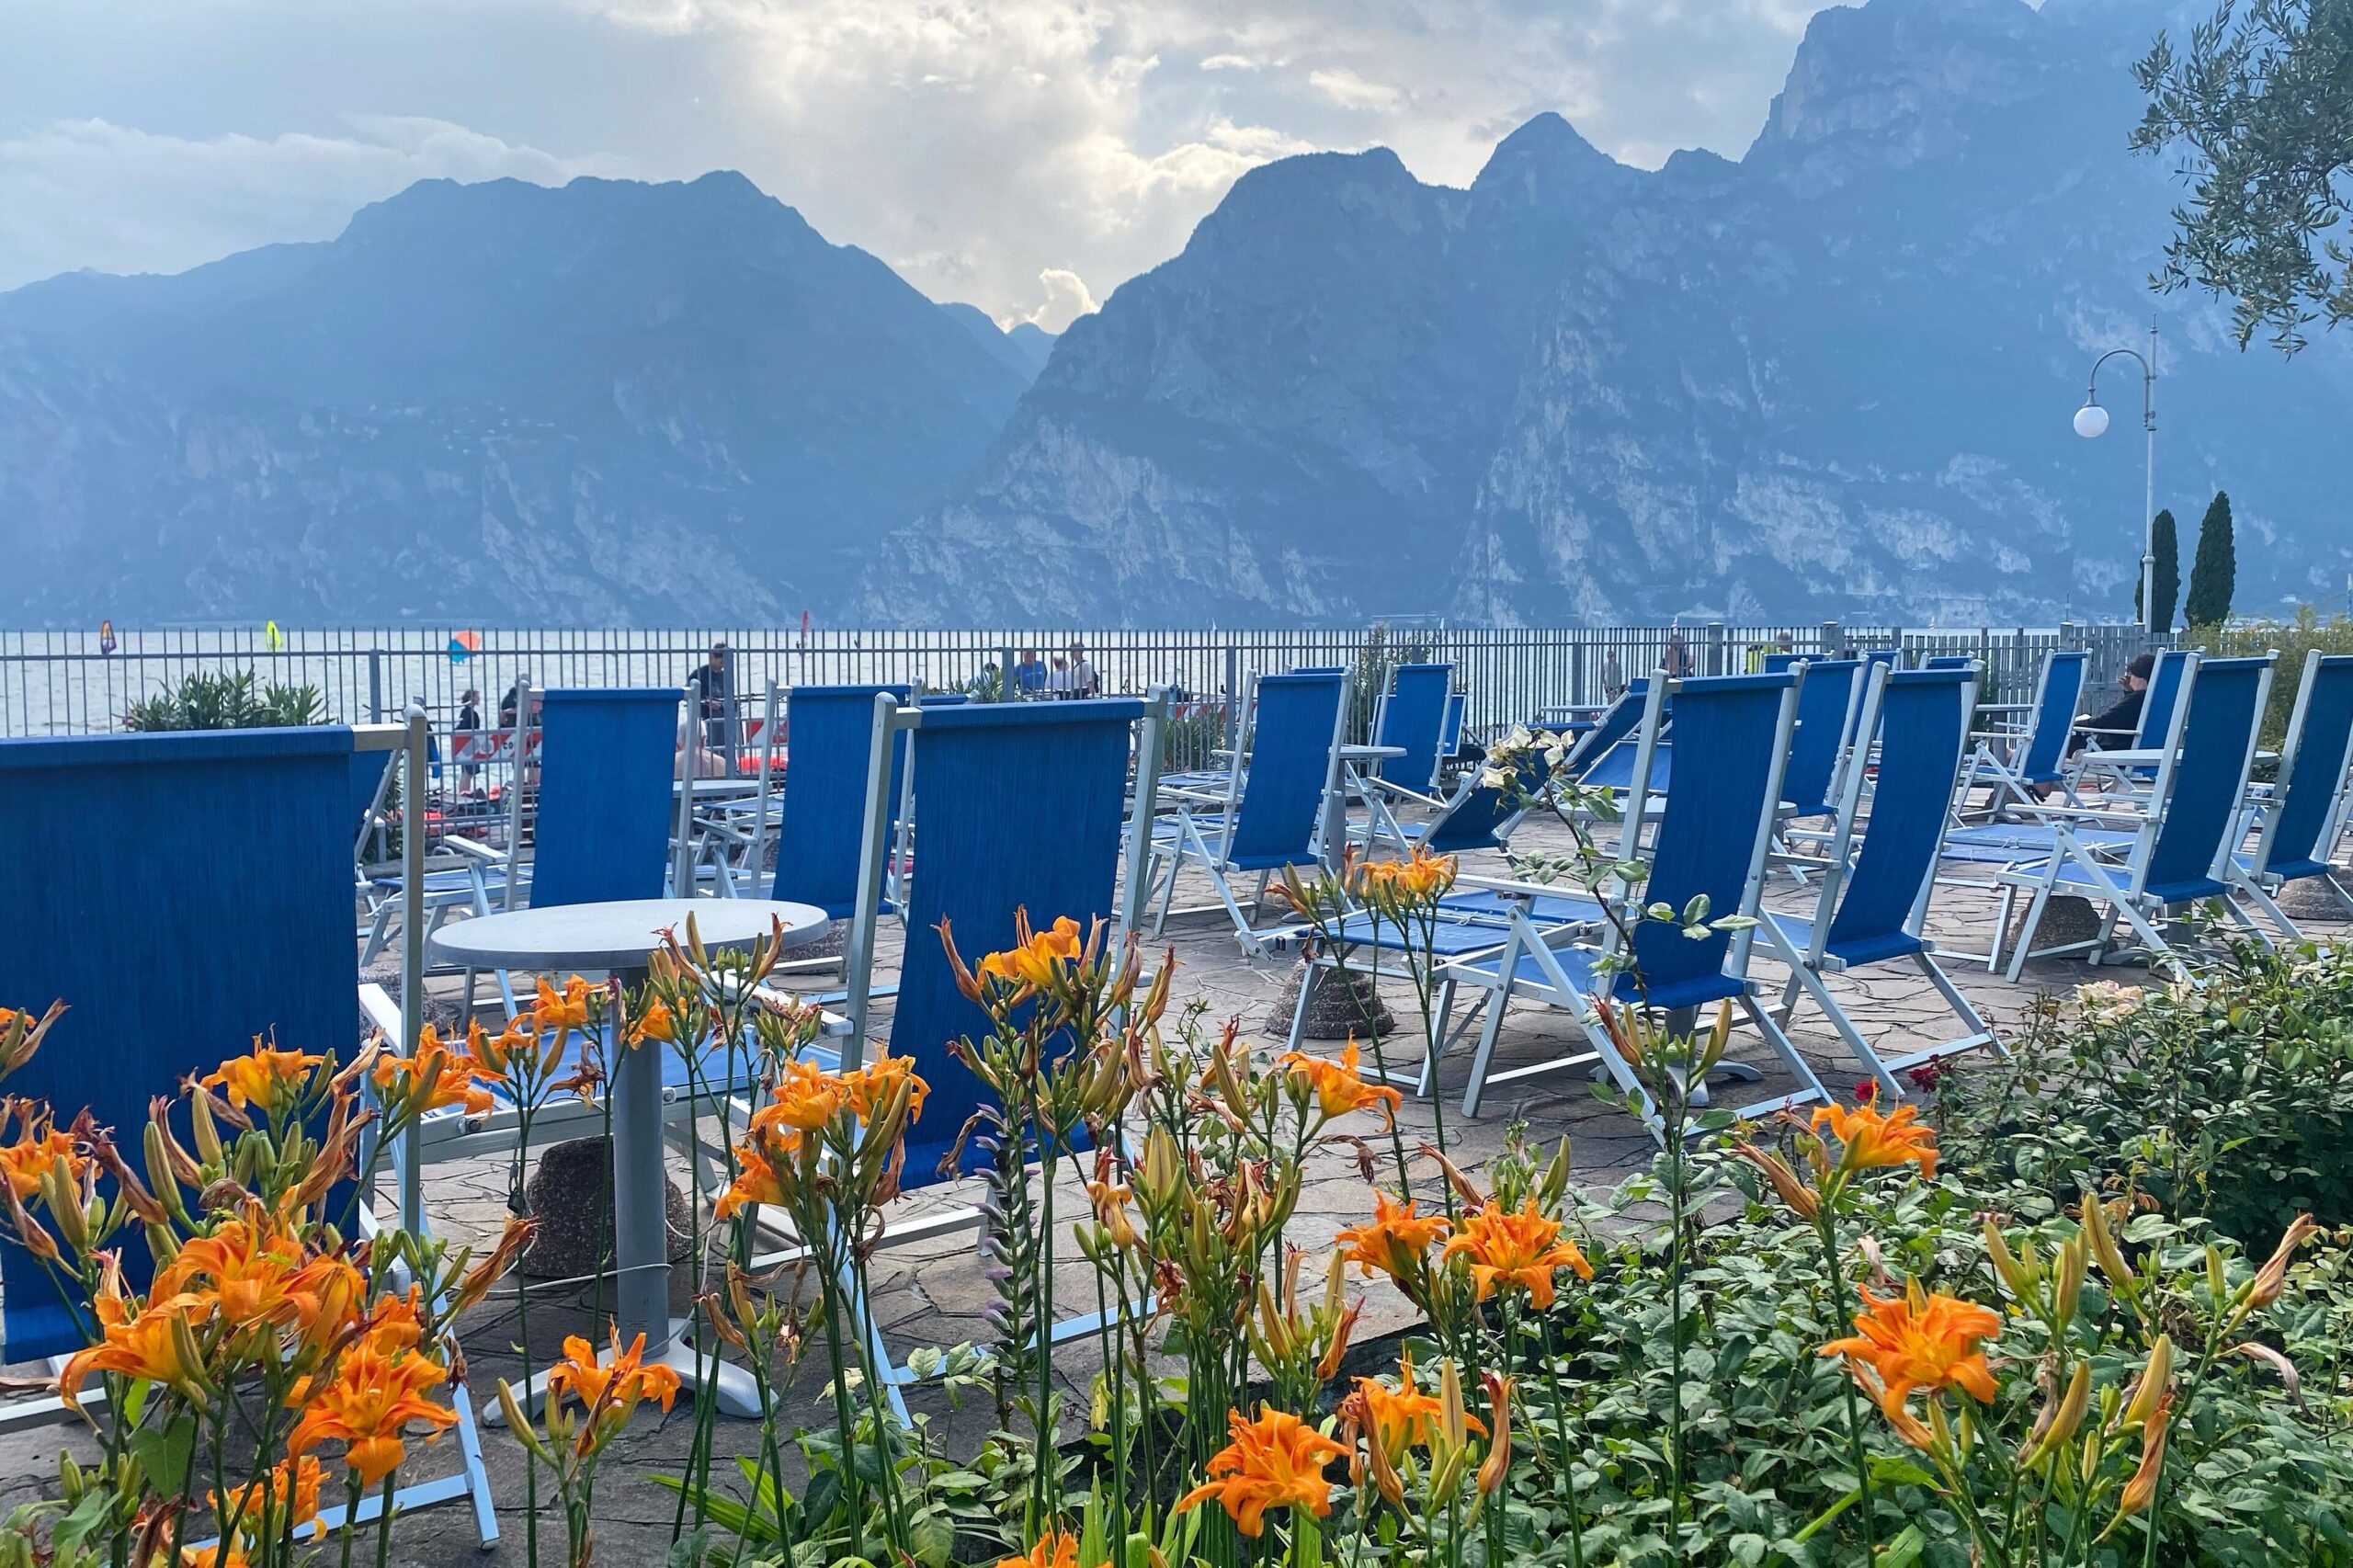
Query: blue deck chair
1365,663,1457,804
0,725,499,1539
761,684,907,915
2068,649,2192,796
1778,658,1865,820
1440,690,1469,763
1764,652,1804,675
2232,651,2353,938
1863,648,1902,674
1550,681,1661,798
1151,670,1349,954
1438,673,1831,1131
1995,653,2277,980
1360,762,1533,857
827,692,1168,1421
1957,649,2090,814
1273,875,1606,1096
1753,665,1999,1098
1924,655,1974,671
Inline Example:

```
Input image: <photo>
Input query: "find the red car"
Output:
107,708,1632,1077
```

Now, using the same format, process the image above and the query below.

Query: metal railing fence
1,621,2162,772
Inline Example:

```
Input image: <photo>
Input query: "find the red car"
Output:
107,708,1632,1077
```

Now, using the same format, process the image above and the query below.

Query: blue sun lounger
825,691,1169,1422
0,723,499,1539
1150,669,1349,955
1438,672,1831,1132
2231,651,2353,939
1753,665,2000,1098
1995,653,2277,980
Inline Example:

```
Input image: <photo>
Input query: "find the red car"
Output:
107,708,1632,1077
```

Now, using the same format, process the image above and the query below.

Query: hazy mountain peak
1472,112,1639,207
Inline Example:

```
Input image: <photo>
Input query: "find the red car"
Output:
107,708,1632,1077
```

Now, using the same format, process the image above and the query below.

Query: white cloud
1025,267,1098,331
2,0,1867,315
1308,67,1403,113
0,116,614,290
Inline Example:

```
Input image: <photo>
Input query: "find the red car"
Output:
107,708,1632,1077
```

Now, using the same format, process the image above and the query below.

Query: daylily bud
2110,1392,2173,1524
2079,1188,2131,1289
1732,1142,1819,1219
1476,1371,1514,1495
2018,1360,2091,1469
2120,1335,2173,1432
2051,1233,2086,1331
2243,1213,2320,1312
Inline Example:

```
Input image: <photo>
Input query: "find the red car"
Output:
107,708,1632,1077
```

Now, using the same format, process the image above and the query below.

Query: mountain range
3,0,2349,628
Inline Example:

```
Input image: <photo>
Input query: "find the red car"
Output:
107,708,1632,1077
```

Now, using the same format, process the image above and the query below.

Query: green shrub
1940,942,2353,1252
121,669,328,731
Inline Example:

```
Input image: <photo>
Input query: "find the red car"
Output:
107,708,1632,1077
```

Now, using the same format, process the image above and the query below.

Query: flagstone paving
5,809,2346,1565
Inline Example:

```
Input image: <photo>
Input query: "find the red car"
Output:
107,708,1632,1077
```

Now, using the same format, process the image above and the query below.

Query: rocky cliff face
877,0,2353,626
0,172,1034,624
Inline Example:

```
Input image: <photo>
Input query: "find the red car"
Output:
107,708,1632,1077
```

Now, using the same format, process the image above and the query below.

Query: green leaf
908,1508,956,1568
127,1415,196,1496
1878,1524,1926,1567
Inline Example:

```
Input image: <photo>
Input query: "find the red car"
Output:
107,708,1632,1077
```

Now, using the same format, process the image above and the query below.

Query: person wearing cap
2068,651,2156,757
689,642,732,750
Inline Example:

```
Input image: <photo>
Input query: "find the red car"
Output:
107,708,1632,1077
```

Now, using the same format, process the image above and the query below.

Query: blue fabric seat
1151,670,1347,952
1751,665,2001,1096
2232,653,2353,937
1995,654,2276,980
1437,673,1829,1133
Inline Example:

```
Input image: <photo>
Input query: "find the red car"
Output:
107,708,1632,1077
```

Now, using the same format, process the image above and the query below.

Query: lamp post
2074,324,2159,636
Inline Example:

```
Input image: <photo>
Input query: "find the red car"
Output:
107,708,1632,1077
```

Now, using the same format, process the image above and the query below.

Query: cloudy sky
3,0,1852,327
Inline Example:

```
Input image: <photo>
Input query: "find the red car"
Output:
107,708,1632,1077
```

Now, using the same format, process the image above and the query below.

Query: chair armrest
445,835,508,866
358,982,404,1043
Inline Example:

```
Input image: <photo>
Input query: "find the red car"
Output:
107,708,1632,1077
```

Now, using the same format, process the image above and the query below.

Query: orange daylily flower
1811,1093,1938,1179
1819,1278,2001,1449
977,914,1085,994
201,1043,324,1113
1175,1406,1347,1537
373,1028,496,1118
1336,1192,1450,1282
1338,1347,1484,1460
209,1454,327,1543
1442,1199,1594,1308
1358,847,1458,910
843,1051,929,1126
532,977,595,1031
153,1216,336,1336
59,1293,212,1411
755,1059,848,1133
285,1339,455,1486
1277,1040,1404,1131
713,1140,792,1220
996,1531,1080,1568
545,1329,682,1455
0,1102,86,1199
626,998,679,1046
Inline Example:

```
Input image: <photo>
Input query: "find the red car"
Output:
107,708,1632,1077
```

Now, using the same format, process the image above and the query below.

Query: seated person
2067,652,2155,757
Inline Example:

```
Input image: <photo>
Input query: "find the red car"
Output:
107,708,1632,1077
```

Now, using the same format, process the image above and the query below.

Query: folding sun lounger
1437,671,1832,1133
1752,664,2001,1099
1993,653,2277,981
1149,669,1349,956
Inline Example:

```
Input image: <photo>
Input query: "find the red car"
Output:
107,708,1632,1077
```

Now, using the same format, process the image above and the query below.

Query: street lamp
2075,324,2159,635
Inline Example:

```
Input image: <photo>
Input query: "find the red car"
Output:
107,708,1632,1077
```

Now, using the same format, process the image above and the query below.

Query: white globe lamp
2073,400,2109,438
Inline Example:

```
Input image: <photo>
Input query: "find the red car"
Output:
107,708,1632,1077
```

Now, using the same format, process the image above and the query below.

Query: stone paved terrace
6,807,2348,1564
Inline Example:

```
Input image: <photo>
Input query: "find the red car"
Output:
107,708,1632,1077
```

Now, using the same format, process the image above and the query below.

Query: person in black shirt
456,688,483,795
2068,652,2156,757
689,642,732,750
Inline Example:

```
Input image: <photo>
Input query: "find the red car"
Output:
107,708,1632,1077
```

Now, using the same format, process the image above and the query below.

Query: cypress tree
2136,508,2180,631
2185,489,2237,627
